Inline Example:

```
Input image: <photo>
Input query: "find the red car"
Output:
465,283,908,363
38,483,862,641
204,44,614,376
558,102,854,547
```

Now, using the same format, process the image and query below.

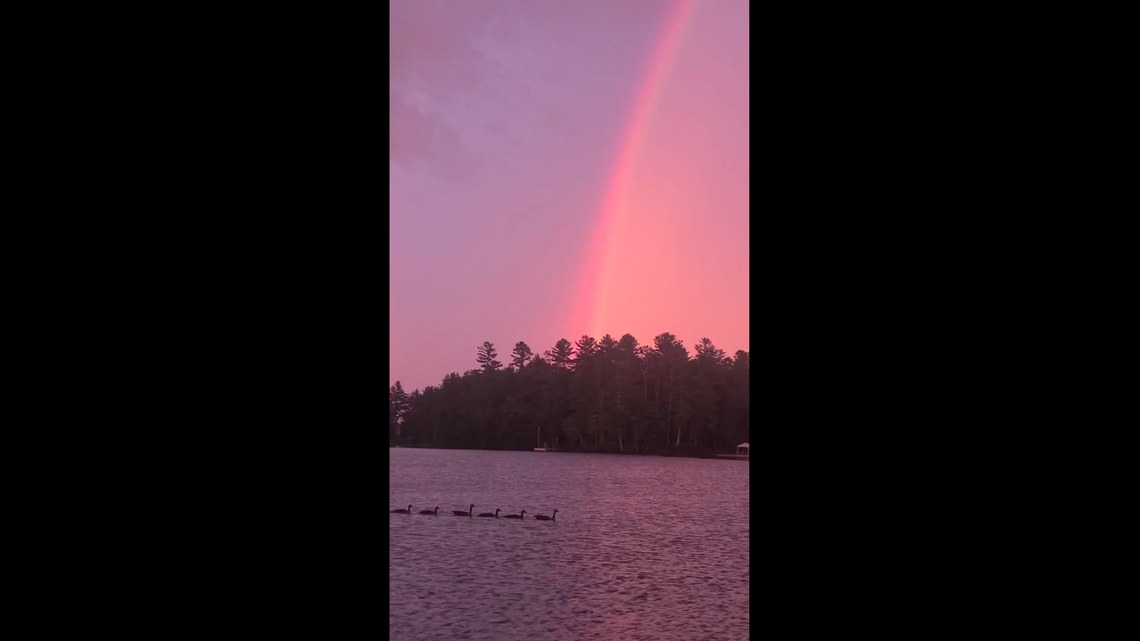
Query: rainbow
568,0,700,340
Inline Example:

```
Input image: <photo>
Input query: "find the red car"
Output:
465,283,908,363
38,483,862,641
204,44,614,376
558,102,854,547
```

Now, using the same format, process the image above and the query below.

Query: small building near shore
736,442,749,456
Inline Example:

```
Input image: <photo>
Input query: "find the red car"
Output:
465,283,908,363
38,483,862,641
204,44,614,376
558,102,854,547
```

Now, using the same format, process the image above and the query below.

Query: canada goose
533,510,558,521
477,508,501,518
452,504,475,517
390,505,413,514
503,510,527,519
418,506,440,515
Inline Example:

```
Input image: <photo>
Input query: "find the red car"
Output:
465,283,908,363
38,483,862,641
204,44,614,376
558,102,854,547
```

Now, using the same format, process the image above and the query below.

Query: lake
389,448,750,641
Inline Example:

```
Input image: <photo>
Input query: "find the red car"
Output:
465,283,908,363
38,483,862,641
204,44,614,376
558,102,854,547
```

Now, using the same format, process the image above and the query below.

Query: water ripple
390,449,749,641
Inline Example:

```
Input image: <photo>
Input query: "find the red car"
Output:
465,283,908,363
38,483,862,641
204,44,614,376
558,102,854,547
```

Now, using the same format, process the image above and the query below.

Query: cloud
388,0,670,176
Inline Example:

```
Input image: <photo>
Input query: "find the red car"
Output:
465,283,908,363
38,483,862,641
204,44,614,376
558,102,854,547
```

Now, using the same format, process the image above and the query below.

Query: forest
390,332,749,457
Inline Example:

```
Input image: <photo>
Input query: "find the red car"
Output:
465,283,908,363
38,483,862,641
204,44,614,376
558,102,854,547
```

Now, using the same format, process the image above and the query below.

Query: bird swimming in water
477,508,501,518
533,510,558,521
390,505,413,514
503,510,527,519
452,504,474,517
418,506,439,515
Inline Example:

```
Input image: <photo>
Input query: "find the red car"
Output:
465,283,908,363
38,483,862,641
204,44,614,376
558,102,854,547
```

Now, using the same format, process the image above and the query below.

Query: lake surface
389,448,750,641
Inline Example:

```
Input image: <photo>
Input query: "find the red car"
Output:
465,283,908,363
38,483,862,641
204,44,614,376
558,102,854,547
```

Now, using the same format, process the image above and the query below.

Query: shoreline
390,444,749,461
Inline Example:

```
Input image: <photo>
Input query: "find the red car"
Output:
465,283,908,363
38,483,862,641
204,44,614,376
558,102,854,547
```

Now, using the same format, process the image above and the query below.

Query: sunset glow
391,0,748,393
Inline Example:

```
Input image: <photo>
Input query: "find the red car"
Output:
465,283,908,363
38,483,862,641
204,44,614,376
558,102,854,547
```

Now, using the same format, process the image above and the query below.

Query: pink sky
391,0,749,393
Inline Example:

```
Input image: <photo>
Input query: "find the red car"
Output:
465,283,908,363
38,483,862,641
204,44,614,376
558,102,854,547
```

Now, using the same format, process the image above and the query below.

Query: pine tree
509,341,533,372
572,335,598,368
476,341,502,373
389,381,410,445
544,338,574,369
695,337,728,364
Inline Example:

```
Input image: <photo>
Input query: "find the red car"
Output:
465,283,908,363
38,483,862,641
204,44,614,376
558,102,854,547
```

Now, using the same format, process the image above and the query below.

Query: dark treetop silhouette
390,333,749,457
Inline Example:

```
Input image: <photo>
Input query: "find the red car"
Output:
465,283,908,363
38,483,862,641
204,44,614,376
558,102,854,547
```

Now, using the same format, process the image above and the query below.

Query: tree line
389,332,749,456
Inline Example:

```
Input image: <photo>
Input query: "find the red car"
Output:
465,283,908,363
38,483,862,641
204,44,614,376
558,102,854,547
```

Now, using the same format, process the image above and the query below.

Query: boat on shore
533,426,557,452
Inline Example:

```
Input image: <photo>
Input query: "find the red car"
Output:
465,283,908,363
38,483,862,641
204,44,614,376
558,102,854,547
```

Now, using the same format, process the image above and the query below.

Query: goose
418,506,440,515
390,505,413,514
503,510,527,520
476,508,501,518
533,510,558,521
452,504,475,517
